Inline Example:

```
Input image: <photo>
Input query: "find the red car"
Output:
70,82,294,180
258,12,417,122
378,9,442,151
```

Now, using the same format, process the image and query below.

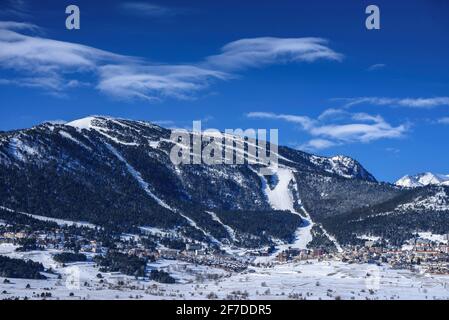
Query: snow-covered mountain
396,172,449,188
1,116,448,248
309,154,376,182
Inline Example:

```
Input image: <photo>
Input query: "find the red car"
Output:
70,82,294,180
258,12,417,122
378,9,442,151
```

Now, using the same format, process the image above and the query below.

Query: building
3,232,27,239
365,241,375,248
186,243,203,251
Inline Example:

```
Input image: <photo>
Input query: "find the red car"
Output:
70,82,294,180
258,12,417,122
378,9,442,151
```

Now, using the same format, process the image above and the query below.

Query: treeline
324,210,449,246
214,209,301,246
53,252,87,263
15,238,44,252
0,153,186,234
307,225,337,252
94,252,148,278
322,186,449,246
160,238,187,251
0,255,47,279
149,270,175,284
0,207,59,231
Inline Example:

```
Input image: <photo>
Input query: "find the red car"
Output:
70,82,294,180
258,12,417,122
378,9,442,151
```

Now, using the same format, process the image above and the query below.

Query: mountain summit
396,172,449,188
1,116,448,249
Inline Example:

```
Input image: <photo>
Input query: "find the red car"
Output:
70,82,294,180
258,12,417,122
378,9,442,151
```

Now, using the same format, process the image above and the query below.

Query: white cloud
247,109,408,150
339,97,449,109
0,76,66,91
0,21,133,93
0,24,129,71
437,117,449,125
205,37,343,71
0,21,223,98
367,63,386,71
396,97,449,108
0,77,89,94
299,139,339,151
101,37,342,101
317,108,347,120
0,21,38,31
97,64,228,101
120,2,178,17
246,112,314,130
0,21,342,101
309,120,405,143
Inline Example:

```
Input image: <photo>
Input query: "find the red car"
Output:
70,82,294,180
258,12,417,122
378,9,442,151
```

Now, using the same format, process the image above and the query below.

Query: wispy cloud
0,77,84,92
120,2,179,17
97,64,228,101
0,23,129,70
299,139,339,151
205,37,343,71
0,21,38,31
309,117,406,143
247,109,408,151
338,97,449,109
395,97,449,108
437,117,449,125
386,147,400,154
97,37,343,101
246,112,315,129
0,21,133,93
0,0,30,18
0,21,222,98
367,63,386,71
0,21,342,101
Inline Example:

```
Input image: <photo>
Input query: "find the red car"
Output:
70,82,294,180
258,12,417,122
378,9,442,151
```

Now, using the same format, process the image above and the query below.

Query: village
0,222,249,276
2,218,449,280
274,235,449,276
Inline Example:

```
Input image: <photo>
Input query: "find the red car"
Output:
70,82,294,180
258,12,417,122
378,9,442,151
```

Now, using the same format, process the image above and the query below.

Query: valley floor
1,244,449,300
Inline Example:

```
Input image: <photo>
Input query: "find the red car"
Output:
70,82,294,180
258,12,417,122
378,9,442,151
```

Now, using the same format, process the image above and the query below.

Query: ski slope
251,167,313,252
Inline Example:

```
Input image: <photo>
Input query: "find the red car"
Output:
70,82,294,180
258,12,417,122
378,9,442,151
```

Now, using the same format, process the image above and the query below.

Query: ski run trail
252,166,342,258
104,142,222,247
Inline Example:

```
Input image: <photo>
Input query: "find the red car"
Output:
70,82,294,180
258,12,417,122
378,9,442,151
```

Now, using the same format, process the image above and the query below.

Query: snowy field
1,244,449,300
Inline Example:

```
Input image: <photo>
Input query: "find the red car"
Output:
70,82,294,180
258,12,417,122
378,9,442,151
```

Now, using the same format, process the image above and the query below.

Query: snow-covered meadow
1,243,449,300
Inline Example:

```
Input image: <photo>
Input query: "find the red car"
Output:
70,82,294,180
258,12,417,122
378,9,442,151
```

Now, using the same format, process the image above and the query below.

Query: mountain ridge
1,116,448,249
396,172,449,188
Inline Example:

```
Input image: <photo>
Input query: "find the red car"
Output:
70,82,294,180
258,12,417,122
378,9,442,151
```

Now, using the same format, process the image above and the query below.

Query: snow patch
396,172,449,188
417,232,449,244
65,117,97,131
8,137,39,161
397,188,449,212
205,211,237,243
104,143,173,211
251,167,314,252
59,131,92,151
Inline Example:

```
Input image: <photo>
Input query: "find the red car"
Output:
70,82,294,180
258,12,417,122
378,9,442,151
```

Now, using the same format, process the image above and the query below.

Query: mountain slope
1,116,448,249
321,185,449,246
396,172,449,188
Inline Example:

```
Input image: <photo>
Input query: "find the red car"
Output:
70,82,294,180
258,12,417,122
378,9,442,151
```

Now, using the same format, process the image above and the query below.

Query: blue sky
0,0,448,182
